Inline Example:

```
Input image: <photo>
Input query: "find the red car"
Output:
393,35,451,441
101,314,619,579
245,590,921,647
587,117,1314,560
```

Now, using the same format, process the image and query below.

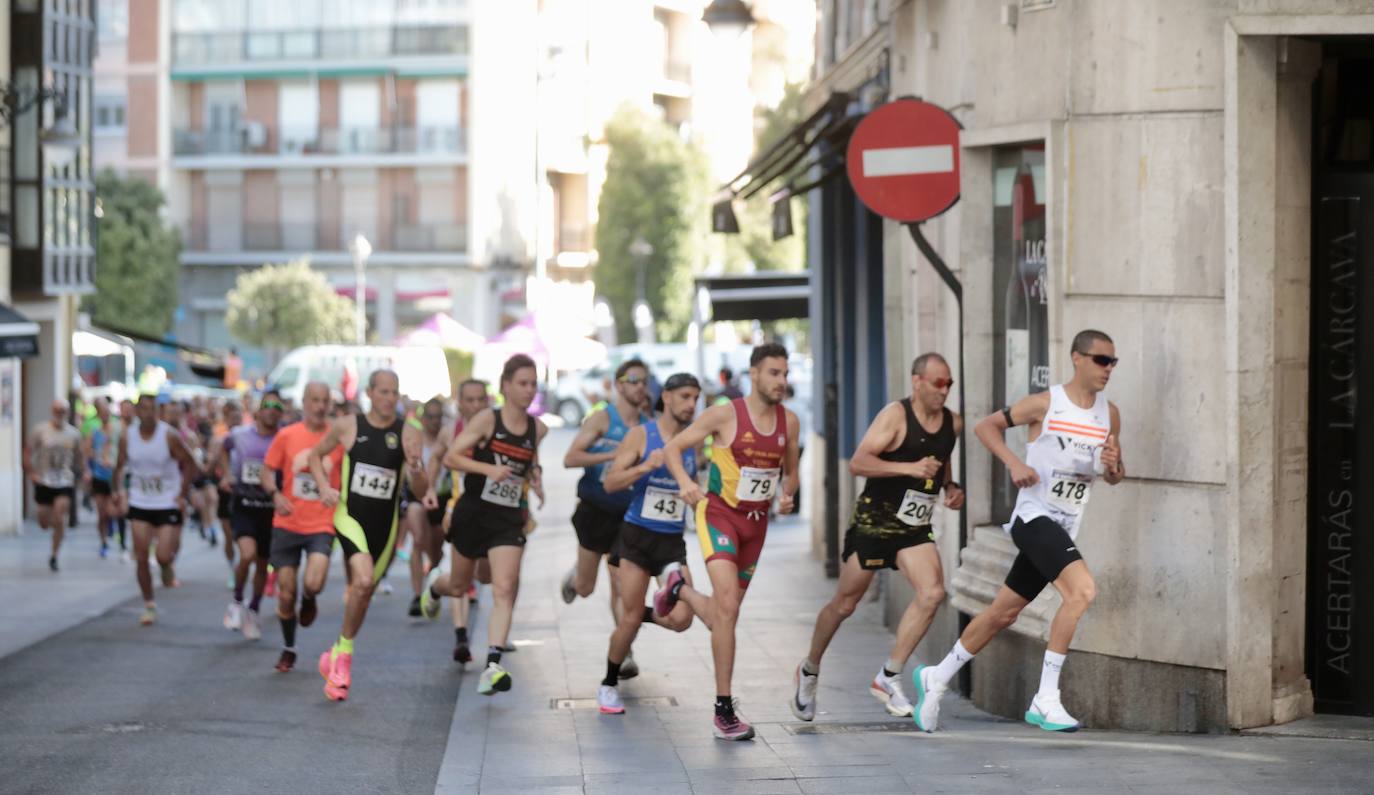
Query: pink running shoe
653,565,684,617
318,649,334,680
712,711,755,741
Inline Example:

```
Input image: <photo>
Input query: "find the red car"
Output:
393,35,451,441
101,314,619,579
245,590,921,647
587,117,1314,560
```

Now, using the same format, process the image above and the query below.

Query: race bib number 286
481,477,522,508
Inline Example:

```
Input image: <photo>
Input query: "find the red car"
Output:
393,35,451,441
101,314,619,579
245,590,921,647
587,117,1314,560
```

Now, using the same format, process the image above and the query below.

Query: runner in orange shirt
260,382,343,673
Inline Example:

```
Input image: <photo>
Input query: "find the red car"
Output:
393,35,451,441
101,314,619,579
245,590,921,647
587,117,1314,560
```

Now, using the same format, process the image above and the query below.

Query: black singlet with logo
340,413,407,531
852,402,955,532
458,408,537,528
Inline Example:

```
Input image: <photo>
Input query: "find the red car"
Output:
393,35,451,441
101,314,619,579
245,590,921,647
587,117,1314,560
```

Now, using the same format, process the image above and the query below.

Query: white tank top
127,421,182,510
1008,384,1110,539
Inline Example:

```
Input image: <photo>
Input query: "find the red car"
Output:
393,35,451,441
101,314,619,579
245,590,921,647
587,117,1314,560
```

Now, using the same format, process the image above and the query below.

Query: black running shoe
408,595,422,617
453,643,471,664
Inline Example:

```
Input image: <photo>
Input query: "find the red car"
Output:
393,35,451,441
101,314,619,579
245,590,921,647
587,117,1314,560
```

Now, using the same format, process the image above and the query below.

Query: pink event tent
394,313,485,352
476,313,606,376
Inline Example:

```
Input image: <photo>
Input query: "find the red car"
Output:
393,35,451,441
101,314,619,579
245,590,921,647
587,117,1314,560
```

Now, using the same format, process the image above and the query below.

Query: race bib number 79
349,462,397,500
735,467,780,502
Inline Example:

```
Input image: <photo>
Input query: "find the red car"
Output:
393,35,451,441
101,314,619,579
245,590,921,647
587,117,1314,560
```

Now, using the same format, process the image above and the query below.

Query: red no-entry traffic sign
846,99,962,223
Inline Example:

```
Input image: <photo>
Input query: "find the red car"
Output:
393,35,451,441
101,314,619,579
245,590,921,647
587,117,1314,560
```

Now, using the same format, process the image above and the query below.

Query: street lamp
350,233,372,344
629,237,655,344
702,0,755,37
0,83,81,167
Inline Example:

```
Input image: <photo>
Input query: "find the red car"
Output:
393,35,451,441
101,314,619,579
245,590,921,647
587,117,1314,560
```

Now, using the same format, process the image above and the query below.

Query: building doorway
1308,49,1374,717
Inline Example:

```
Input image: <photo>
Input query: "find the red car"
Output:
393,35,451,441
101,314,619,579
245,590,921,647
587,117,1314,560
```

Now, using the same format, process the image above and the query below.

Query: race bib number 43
897,489,937,527
481,477,522,508
735,467,780,502
641,485,684,523
350,462,397,500
1046,470,1092,515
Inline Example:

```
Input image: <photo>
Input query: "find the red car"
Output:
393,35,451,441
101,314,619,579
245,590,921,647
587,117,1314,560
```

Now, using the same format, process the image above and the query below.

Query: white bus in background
267,345,450,409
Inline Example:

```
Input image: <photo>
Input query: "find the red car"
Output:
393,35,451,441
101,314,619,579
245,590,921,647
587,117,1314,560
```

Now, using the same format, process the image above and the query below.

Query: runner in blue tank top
593,373,704,714
560,358,652,674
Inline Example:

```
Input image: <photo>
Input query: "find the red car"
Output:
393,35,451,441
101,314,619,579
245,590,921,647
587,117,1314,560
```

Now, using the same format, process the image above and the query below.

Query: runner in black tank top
308,369,430,702
421,354,548,698
791,353,965,723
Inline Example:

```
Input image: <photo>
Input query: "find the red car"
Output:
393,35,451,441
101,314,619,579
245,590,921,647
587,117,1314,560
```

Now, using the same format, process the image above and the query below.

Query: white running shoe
478,662,512,695
379,579,394,596
560,568,577,604
870,668,913,717
911,665,946,732
1025,690,1080,732
619,653,639,680
597,684,625,714
223,601,243,631
790,661,818,721
242,608,261,641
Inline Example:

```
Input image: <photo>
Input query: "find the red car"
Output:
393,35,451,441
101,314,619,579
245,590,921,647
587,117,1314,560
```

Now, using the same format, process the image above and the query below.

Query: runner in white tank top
910,330,1126,736
115,394,202,626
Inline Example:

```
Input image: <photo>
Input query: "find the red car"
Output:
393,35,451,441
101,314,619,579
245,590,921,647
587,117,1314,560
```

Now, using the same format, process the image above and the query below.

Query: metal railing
173,24,469,65
191,222,464,253
242,222,318,251
175,125,464,157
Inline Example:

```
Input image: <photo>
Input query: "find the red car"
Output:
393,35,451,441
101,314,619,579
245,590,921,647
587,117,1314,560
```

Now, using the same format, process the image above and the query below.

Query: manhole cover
552,696,678,709
784,721,917,735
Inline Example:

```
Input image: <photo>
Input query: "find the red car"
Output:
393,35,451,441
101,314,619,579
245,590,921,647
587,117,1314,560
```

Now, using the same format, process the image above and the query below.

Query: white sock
930,640,973,686
883,659,904,677
1039,650,1066,696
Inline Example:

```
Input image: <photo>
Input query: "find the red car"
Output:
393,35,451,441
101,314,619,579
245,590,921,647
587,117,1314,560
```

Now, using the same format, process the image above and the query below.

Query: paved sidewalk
0,514,230,660
431,490,1373,794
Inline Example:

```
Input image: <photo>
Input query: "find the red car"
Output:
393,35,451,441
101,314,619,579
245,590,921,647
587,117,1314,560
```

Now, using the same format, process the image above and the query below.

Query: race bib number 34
735,466,780,502
897,489,937,527
1046,470,1092,515
350,462,397,500
641,485,684,523
481,477,522,508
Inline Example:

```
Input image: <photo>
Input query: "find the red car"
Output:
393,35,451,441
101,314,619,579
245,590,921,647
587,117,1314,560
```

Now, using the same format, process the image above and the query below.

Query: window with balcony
278,81,319,154
97,0,129,41
94,96,126,135
416,79,460,155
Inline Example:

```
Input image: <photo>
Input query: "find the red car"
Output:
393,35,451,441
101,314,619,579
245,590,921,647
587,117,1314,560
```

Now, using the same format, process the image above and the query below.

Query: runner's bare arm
260,438,292,516
1101,403,1125,485
602,425,650,494
975,391,1050,487
308,417,347,506
167,432,201,499
113,432,128,494
849,402,935,480
425,430,450,491
401,421,430,499
779,410,802,514
444,409,504,479
943,413,966,509
562,408,612,468
663,403,733,503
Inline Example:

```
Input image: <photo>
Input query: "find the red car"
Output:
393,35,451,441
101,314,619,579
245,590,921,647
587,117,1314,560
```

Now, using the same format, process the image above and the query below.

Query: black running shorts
230,498,274,554
841,523,934,571
127,506,183,527
448,500,525,560
572,500,623,554
612,521,687,577
91,478,113,497
34,484,75,506
1004,516,1084,600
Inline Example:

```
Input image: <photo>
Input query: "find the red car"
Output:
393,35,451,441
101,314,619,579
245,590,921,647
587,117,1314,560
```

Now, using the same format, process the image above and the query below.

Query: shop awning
0,303,40,359
696,272,810,322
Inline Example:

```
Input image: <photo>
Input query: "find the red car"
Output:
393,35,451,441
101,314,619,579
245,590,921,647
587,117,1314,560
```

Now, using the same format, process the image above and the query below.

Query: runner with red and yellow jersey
656,343,801,741
260,382,343,673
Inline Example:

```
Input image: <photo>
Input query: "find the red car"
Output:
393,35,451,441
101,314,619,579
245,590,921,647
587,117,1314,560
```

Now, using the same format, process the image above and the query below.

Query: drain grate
552,696,679,710
784,721,917,736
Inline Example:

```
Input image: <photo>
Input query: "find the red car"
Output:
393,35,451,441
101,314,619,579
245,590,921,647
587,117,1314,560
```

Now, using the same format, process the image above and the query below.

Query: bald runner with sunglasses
792,353,964,723
910,329,1124,736
559,359,652,677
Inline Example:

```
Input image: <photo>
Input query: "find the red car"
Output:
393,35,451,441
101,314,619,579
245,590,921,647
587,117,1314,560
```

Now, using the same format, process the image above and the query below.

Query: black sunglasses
1079,353,1119,367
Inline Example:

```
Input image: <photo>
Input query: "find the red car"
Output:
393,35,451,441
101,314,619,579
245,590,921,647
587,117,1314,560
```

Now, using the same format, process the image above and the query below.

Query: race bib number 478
1046,470,1092,515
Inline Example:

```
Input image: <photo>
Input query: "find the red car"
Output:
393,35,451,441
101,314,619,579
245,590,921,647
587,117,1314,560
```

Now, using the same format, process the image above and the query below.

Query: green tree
82,170,182,338
594,105,710,342
226,259,355,353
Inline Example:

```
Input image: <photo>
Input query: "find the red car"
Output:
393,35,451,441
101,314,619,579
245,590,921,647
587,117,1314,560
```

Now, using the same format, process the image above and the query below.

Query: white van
266,345,450,409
